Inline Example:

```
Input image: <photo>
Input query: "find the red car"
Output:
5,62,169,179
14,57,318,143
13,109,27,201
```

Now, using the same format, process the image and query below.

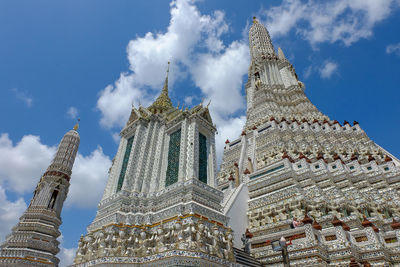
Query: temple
218,17,400,266
1,14,399,267
0,124,80,266
71,63,237,266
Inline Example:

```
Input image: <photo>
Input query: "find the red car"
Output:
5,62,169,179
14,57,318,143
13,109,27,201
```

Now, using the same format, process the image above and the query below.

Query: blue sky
1,0,400,265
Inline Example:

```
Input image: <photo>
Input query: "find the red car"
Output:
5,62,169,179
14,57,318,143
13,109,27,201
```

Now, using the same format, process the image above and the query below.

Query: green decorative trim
117,136,134,192
198,133,207,184
250,164,284,180
165,129,181,187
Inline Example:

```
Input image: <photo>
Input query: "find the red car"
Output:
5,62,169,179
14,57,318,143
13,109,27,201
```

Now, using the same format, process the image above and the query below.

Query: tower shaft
218,17,400,266
0,127,80,267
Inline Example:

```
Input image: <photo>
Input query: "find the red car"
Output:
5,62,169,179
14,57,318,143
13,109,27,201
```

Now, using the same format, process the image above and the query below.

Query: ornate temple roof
148,62,174,114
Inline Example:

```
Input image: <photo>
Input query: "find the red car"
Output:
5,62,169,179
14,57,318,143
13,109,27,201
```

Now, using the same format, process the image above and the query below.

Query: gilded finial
206,99,211,108
253,16,258,23
73,118,80,131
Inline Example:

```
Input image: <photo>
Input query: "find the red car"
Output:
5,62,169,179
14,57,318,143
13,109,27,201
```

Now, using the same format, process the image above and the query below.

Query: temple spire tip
73,118,80,131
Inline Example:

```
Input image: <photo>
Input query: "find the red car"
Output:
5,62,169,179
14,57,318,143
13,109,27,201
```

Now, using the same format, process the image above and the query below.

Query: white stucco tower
218,17,400,266
0,124,80,266
72,64,236,267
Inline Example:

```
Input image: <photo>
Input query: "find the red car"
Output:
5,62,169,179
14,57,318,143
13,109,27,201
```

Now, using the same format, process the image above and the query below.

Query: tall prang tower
0,124,80,266
218,17,400,266
72,64,236,267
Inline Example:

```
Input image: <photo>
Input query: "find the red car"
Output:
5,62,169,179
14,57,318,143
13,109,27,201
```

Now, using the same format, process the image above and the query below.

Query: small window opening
48,190,59,209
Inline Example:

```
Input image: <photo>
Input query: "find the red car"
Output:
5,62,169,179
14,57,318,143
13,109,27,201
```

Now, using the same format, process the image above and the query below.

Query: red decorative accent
312,220,322,230
368,154,375,162
228,175,235,181
225,139,230,144
351,153,358,161
333,154,341,161
362,215,373,227
252,126,257,130
241,131,246,136
313,119,319,124
353,120,359,125
234,162,239,167
302,213,313,224
298,152,311,163
265,240,271,245
270,117,275,121
332,216,343,227
385,155,393,162
323,119,329,124
344,120,350,125
350,258,359,267
281,117,286,122
391,218,400,230
371,225,379,233
362,261,371,267
245,228,253,238
316,152,324,160
302,118,308,123
342,223,350,231
333,120,340,125
282,151,289,159
244,168,250,174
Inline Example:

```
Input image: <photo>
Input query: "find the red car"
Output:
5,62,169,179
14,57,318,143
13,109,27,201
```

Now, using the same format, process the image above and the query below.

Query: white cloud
190,41,249,160
96,0,249,163
97,73,149,129
191,41,249,118
0,133,111,209
112,132,121,144
264,0,400,46
67,107,79,119
184,96,195,106
303,65,313,79
0,133,56,193
66,146,111,208
319,60,338,79
215,116,246,163
58,246,76,267
386,42,400,56
12,88,33,107
0,185,27,243
96,0,230,129
57,235,77,267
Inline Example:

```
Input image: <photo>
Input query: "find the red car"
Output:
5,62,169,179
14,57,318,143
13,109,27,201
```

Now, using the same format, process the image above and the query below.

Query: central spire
149,61,173,114
249,16,276,61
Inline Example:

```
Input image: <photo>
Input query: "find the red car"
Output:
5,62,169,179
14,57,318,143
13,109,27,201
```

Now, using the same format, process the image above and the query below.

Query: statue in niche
116,229,126,256
223,230,235,260
241,233,250,254
84,235,94,261
208,226,223,258
75,236,86,263
174,220,184,249
183,220,196,250
96,231,106,257
195,220,208,253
